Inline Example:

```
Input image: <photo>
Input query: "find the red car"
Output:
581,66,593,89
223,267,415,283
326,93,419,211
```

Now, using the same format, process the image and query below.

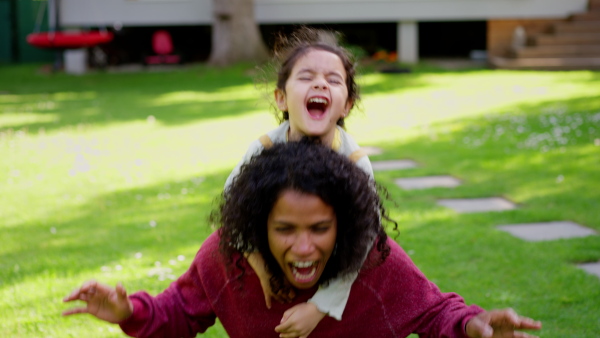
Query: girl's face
267,189,337,289
275,49,352,146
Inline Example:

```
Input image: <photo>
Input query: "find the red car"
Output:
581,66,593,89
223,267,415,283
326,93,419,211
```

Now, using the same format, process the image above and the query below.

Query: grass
1,62,599,337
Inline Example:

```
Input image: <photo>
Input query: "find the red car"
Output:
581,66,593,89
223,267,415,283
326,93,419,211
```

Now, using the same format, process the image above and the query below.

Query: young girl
224,28,374,338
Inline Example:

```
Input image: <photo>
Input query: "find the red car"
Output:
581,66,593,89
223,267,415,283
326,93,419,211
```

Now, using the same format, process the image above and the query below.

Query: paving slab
371,159,418,171
395,175,461,190
577,261,600,279
437,197,516,213
361,146,383,156
497,221,597,242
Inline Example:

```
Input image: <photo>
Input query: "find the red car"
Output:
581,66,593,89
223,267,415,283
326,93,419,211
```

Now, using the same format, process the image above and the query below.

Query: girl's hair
214,139,393,293
272,27,360,128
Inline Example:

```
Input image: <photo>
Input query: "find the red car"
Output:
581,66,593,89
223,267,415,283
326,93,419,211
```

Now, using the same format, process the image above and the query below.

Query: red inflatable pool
27,31,114,49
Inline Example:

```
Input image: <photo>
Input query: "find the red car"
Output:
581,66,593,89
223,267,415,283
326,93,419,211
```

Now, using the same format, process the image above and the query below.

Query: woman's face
267,189,337,289
275,49,352,146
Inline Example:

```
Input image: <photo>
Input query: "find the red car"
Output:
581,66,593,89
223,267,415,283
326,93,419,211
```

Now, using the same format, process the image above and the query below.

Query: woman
63,140,541,338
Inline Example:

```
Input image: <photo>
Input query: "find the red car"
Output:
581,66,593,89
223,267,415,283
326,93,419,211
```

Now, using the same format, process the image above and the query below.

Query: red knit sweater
120,233,483,337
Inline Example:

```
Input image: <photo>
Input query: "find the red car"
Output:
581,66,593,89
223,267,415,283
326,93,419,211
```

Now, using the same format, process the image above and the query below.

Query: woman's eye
313,226,330,233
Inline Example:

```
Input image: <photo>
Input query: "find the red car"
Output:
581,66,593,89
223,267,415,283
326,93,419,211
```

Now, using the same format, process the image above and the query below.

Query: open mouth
306,97,329,119
289,260,319,283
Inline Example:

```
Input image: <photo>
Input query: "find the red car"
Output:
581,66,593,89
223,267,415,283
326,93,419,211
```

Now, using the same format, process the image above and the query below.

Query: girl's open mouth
306,97,329,119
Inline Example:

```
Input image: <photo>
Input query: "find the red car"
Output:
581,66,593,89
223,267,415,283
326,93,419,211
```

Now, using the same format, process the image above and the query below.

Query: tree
209,0,270,66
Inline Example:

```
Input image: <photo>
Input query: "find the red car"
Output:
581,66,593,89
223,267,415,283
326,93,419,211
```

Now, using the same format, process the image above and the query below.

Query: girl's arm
246,252,295,308
307,272,358,320
274,273,358,338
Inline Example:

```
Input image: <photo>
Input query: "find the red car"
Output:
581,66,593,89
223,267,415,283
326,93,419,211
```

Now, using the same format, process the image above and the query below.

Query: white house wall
60,0,588,27
59,0,213,27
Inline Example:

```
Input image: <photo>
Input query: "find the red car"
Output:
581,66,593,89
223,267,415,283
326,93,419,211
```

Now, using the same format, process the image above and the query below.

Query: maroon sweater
120,233,483,337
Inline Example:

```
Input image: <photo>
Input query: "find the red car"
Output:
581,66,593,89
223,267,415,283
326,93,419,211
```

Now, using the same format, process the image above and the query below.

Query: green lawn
1,63,599,337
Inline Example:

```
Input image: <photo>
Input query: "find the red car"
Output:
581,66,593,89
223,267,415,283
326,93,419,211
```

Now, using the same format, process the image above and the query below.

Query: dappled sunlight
0,112,59,129
0,91,97,104
149,86,260,106
2,64,600,337
352,70,600,145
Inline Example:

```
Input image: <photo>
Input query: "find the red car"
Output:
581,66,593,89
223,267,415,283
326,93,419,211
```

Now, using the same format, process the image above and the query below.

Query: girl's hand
466,308,541,338
274,302,326,338
247,252,295,308
62,280,133,323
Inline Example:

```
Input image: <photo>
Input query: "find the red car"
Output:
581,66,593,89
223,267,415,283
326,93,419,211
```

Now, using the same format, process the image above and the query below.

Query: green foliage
1,64,599,337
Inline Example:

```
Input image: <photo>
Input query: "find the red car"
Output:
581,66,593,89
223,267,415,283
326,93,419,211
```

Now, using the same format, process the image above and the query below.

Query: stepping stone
362,146,383,156
577,261,600,279
437,197,516,213
497,221,597,242
394,175,461,190
372,159,418,171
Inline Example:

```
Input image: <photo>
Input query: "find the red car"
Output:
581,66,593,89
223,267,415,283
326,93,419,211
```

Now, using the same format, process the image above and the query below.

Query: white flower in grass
191,177,205,186
181,188,188,195
177,255,185,261
135,252,143,259
595,139,600,147
115,265,122,271
556,175,564,183
50,227,57,234
148,265,173,280
101,266,111,272
147,115,156,125
169,260,176,265
136,194,143,201
149,220,157,227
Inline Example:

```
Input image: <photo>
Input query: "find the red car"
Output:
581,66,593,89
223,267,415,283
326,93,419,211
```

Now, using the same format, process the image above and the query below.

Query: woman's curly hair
213,139,393,293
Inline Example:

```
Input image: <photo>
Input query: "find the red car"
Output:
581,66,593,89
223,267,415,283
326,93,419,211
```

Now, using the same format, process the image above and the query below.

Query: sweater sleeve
119,234,221,338
308,271,358,320
355,155,374,180
381,238,484,338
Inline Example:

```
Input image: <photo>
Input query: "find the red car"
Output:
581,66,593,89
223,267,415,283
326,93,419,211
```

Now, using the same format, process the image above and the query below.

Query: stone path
497,221,597,242
370,150,600,279
371,159,418,171
578,262,600,278
437,197,516,213
395,176,461,190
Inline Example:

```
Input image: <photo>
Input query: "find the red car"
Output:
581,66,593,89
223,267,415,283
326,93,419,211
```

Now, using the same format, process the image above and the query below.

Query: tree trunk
209,0,269,66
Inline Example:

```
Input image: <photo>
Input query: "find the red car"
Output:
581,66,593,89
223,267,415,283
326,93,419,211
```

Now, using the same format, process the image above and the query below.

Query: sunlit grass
1,63,599,337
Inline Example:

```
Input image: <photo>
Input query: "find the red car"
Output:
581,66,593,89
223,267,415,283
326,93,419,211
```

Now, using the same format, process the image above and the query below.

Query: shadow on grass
0,64,271,133
0,168,228,290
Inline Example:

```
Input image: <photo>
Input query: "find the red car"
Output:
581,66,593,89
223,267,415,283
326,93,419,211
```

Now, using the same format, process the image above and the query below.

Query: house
3,0,597,69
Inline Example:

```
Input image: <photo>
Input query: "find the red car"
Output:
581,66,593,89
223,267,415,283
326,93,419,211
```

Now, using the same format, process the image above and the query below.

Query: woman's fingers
64,280,99,302
62,306,89,316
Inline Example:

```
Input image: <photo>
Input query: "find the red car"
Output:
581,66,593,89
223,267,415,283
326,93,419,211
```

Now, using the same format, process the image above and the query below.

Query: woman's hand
466,308,541,338
246,252,295,308
62,280,133,324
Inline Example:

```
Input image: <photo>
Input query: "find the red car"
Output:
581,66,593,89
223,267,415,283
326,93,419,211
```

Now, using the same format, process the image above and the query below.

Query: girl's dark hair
214,139,393,293
272,27,360,128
